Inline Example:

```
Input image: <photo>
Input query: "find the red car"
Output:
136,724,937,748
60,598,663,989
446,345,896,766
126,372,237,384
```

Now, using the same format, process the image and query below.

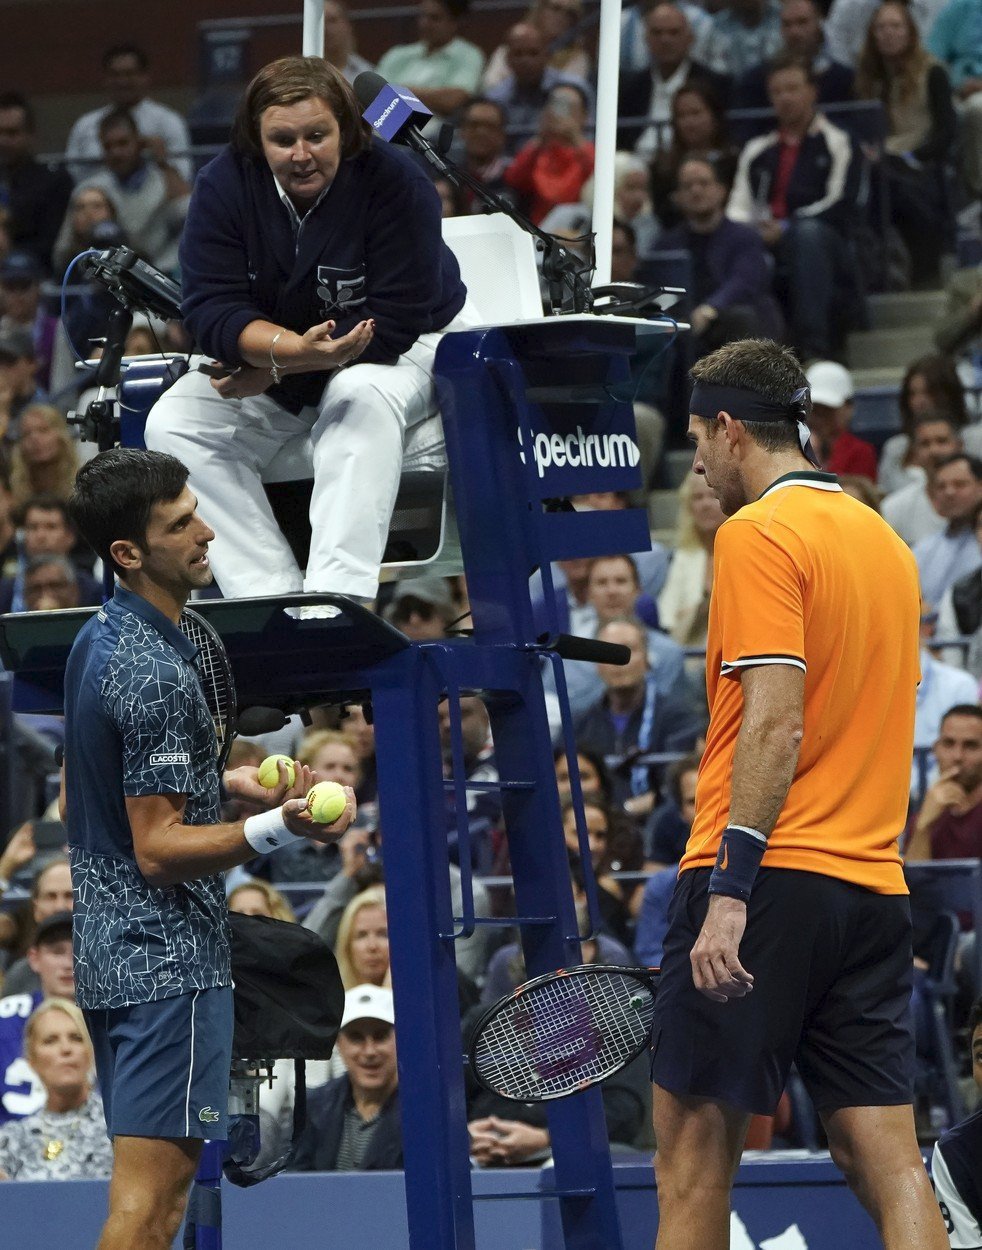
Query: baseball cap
0,327,35,362
806,360,854,409
33,910,73,945
340,984,395,1030
0,251,42,286
388,577,453,614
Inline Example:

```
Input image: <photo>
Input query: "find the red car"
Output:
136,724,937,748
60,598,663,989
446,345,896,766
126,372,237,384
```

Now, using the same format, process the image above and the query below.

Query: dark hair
102,43,149,72
436,0,471,19
547,80,591,113
939,704,982,730
24,553,76,582
765,50,817,85
0,92,34,131
559,795,644,875
553,743,614,804
912,411,960,436
32,854,69,900
689,339,808,453
17,493,73,529
900,354,968,433
667,752,701,808
230,56,371,162
969,997,982,1039
98,107,139,139
68,448,189,578
589,552,641,587
935,452,982,482
461,95,507,127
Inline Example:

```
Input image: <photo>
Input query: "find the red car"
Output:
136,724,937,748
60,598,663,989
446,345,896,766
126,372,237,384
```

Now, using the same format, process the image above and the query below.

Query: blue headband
690,381,820,468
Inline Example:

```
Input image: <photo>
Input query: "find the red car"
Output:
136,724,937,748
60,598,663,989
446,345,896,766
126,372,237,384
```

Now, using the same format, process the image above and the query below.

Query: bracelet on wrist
707,825,767,903
243,809,302,855
269,330,286,385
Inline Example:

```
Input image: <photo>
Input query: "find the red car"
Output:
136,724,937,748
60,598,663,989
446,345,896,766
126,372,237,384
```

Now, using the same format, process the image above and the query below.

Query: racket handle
538,634,631,666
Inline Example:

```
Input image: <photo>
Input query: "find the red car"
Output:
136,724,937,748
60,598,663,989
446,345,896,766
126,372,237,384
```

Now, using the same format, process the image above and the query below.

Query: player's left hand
224,761,315,809
690,894,754,1003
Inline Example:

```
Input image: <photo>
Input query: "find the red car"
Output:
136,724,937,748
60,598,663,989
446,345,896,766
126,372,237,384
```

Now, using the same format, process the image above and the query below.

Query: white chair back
440,213,544,323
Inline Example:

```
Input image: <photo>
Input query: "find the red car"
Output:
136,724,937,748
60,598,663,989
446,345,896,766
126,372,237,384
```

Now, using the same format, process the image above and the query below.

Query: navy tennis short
85,985,234,1140
650,867,915,1116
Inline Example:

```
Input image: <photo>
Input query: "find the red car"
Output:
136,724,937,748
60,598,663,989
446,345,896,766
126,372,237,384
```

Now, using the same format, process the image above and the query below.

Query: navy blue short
85,985,234,1140
650,868,915,1116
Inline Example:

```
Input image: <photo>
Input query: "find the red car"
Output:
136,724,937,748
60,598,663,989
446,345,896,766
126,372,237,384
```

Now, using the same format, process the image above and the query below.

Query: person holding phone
503,82,594,224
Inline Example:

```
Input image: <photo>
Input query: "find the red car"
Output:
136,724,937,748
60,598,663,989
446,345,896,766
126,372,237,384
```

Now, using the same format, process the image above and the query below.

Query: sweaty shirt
681,471,921,893
63,586,230,1010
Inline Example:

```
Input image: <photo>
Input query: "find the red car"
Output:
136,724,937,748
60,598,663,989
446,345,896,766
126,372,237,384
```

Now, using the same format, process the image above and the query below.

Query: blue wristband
707,826,767,902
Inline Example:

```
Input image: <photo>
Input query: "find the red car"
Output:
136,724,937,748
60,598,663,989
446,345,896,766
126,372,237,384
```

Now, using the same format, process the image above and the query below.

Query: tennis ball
306,780,347,825
257,754,295,789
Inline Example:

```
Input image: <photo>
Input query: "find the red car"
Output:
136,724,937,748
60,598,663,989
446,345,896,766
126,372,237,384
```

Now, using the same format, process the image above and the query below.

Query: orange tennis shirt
680,471,921,894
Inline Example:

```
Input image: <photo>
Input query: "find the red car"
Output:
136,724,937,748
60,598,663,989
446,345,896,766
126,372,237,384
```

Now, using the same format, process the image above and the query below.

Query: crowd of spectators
0,0,980,1184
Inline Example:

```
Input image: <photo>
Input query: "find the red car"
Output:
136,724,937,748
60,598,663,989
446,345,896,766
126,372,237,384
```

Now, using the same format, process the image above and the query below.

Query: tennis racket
181,606,237,772
468,964,659,1103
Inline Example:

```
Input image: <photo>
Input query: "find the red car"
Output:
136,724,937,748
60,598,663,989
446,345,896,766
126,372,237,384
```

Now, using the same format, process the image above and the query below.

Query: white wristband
243,809,303,855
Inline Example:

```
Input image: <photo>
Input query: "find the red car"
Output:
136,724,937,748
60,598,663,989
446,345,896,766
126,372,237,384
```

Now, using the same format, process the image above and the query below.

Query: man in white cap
804,360,877,481
291,985,402,1172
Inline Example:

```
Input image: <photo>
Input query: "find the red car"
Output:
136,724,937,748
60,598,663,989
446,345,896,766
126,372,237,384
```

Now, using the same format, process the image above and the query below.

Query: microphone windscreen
237,706,290,736
353,70,388,110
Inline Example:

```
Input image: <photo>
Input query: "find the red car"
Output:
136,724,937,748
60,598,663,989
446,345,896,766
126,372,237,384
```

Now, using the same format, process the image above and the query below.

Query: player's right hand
282,787,357,844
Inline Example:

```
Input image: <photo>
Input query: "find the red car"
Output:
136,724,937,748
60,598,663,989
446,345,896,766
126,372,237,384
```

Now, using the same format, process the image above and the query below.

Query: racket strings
181,611,234,757
474,971,655,1101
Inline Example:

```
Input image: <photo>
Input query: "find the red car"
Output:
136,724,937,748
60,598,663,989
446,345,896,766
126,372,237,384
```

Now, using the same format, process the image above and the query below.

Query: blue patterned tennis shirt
64,585,231,1010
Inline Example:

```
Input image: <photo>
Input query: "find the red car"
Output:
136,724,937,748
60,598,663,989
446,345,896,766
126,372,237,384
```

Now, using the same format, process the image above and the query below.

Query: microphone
237,706,290,736
353,71,453,177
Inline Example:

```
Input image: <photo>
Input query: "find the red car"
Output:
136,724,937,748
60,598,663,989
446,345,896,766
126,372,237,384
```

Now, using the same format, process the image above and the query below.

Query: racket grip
538,633,631,666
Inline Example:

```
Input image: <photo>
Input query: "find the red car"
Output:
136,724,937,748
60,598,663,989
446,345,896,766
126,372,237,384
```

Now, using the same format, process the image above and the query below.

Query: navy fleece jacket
179,140,467,413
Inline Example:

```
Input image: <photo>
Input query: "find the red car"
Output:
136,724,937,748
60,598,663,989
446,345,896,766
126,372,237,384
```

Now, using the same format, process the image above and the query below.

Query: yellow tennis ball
257,754,295,789
306,780,347,824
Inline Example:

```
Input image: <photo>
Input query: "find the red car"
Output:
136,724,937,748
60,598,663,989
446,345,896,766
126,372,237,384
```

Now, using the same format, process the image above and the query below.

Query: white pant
146,302,479,600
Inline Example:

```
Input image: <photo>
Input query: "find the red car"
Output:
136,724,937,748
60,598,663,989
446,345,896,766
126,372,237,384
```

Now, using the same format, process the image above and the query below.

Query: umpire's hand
690,895,755,1003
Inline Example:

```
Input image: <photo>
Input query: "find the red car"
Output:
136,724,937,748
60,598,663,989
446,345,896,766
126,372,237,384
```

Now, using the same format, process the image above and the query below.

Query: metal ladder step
441,778,536,792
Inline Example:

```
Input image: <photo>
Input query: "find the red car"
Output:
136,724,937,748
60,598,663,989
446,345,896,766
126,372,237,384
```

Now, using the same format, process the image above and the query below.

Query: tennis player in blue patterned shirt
63,448,355,1250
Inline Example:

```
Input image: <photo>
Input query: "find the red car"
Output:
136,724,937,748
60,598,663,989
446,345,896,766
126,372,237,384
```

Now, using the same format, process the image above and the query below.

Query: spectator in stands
0,252,54,389
227,879,297,922
734,0,856,107
484,0,593,90
322,0,373,84
837,473,882,508
81,108,190,273
0,495,102,614
881,413,962,544
383,576,456,639
301,728,361,793
928,0,982,201
583,153,661,256
825,0,947,68
334,885,389,990
879,354,977,494
617,2,729,157
928,997,982,1245
554,744,615,805
21,554,82,612
0,328,45,444
439,695,502,872
574,616,702,807
0,911,75,1125
147,57,473,604
657,469,725,650
906,704,982,861
804,360,878,479
0,468,16,575
487,22,592,143
649,83,738,228
0,860,72,999
0,92,73,273
291,984,402,1171
562,797,646,934
9,405,79,508
856,1,958,287
610,218,640,281
64,44,193,183
635,753,699,967
504,82,594,223
455,97,514,209
912,601,978,796
0,999,111,1181
913,454,982,604
656,156,781,355
50,185,119,281
934,262,982,360
376,0,485,119
938,507,982,678
727,54,859,360
533,547,670,640
700,0,784,79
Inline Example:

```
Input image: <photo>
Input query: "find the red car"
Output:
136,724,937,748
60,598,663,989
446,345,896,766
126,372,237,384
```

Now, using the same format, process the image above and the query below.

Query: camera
85,246,182,321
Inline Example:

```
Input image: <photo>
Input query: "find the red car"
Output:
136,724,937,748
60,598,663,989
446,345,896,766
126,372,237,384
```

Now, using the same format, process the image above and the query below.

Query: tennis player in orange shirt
648,340,948,1249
